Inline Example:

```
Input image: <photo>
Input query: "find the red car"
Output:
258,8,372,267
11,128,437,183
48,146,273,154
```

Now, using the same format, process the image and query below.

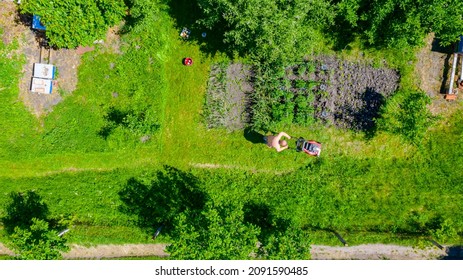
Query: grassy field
1,2,463,250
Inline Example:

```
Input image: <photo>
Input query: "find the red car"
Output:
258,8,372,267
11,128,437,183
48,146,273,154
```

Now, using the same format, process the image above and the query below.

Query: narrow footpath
1,243,460,260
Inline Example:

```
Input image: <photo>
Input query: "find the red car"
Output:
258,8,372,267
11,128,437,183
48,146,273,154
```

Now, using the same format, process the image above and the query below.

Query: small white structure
30,77,53,94
446,35,463,100
33,63,55,79
31,63,56,94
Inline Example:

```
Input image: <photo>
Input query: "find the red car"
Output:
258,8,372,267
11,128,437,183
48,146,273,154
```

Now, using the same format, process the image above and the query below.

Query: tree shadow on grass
98,107,128,139
1,191,49,235
243,127,265,144
118,165,209,236
164,0,230,57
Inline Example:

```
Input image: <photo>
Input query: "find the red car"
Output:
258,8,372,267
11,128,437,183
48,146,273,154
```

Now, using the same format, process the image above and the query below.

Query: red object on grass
183,57,193,66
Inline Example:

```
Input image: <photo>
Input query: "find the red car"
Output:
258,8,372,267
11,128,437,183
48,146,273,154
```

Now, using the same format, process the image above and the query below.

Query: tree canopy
7,218,69,260
196,0,463,60
2,191,69,260
19,0,127,48
335,0,463,47
1,190,49,235
167,203,260,260
197,0,334,65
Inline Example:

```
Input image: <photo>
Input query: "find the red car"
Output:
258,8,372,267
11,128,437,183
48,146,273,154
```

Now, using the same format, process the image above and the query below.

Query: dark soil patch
309,56,400,131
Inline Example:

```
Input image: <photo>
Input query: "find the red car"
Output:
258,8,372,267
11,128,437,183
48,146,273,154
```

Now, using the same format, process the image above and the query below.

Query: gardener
264,132,291,152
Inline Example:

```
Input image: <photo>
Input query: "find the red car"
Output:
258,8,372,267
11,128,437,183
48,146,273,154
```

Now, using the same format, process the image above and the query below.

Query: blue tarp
32,15,46,30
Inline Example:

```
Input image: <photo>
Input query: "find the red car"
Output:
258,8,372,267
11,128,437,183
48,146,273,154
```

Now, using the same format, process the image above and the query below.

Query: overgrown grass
0,29,40,161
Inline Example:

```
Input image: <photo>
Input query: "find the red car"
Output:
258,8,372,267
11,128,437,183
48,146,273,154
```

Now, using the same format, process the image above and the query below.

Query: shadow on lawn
2,191,49,235
164,0,230,57
243,128,265,144
118,165,208,236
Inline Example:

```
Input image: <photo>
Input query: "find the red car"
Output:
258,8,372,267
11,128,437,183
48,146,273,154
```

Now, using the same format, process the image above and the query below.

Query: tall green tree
2,191,70,260
19,0,127,48
197,0,334,65
7,218,69,260
167,203,260,260
260,225,311,260
335,0,463,47
376,90,434,143
2,190,49,235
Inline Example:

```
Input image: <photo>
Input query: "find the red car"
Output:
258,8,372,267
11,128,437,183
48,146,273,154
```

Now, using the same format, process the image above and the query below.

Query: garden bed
310,56,400,131
203,62,253,131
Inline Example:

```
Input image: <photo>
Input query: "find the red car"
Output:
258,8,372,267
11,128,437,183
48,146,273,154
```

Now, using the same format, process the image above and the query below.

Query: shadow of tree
338,87,385,138
243,201,311,259
243,202,291,240
1,191,49,235
243,127,265,144
442,246,463,260
118,165,208,235
98,106,160,139
164,0,230,57
98,107,128,139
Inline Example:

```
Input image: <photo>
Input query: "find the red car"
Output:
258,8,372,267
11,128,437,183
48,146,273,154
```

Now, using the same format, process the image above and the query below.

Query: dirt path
415,33,459,116
0,242,458,259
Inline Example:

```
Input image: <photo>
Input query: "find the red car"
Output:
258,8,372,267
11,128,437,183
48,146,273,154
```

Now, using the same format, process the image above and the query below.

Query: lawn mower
295,137,322,157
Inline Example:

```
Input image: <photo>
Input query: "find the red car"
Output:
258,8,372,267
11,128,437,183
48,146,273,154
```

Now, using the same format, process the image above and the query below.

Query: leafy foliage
335,0,463,47
2,192,69,260
243,202,311,259
119,166,208,231
19,0,127,48
376,90,434,143
260,225,311,260
2,191,49,235
167,203,260,260
197,0,334,66
7,218,69,260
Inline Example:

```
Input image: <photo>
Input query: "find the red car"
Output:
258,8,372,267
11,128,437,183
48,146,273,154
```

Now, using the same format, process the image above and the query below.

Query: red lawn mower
295,137,322,157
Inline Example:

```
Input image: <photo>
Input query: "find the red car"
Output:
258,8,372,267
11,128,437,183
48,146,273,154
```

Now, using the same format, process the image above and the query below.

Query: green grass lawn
1,5,463,250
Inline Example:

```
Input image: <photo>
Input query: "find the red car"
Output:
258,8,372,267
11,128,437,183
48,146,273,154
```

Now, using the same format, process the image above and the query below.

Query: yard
1,0,463,257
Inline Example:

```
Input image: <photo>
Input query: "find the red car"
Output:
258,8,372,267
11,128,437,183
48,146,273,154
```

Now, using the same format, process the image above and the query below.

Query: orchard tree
19,0,127,48
166,201,312,260
376,90,434,143
167,203,260,260
2,191,70,260
259,225,311,260
7,218,69,260
335,0,463,47
2,190,48,234
197,0,335,66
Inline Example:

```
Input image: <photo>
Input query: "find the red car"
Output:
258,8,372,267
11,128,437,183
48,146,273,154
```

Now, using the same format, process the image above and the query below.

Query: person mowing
264,132,291,152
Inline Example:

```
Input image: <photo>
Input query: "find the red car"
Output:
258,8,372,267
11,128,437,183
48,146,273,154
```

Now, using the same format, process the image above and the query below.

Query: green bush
376,90,434,143
19,0,127,48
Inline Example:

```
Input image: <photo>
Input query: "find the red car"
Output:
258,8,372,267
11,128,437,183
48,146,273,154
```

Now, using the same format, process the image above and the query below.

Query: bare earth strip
0,243,453,260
